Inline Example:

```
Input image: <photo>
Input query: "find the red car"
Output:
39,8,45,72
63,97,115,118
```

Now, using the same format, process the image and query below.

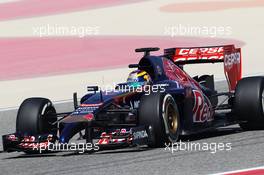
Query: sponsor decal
72,106,99,115
178,47,223,55
83,113,94,121
192,90,213,122
80,103,103,107
97,129,132,145
174,47,224,61
133,130,148,140
98,138,109,145
224,52,240,70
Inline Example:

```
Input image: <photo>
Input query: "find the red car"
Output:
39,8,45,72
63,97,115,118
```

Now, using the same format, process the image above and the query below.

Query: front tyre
16,98,57,135
139,93,180,147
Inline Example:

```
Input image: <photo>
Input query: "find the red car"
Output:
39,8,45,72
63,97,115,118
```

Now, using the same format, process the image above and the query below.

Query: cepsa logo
192,90,213,122
224,52,240,70
174,47,224,61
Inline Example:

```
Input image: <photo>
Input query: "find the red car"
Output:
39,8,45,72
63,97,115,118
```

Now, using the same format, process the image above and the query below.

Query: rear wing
164,45,242,91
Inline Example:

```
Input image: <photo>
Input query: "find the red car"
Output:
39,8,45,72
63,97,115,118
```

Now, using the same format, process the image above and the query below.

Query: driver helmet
127,70,152,87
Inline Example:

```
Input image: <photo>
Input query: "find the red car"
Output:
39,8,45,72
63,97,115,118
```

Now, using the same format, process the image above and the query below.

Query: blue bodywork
59,55,213,143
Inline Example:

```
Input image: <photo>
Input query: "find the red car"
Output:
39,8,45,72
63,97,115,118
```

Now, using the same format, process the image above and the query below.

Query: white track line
211,166,264,175
0,0,18,3
0,99,75,111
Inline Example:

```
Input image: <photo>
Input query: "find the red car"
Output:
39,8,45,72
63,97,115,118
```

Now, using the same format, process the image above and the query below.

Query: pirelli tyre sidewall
234,76,264,130
16,97,57,135
139,92,180,148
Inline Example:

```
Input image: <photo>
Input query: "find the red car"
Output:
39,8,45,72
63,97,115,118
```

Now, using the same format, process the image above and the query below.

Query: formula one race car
2,45,264,154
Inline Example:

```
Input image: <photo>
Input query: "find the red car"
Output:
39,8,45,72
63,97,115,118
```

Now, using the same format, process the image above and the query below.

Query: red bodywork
169,45,242,91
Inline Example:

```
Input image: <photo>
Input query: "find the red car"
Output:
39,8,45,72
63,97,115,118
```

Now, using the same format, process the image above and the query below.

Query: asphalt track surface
0,81,264,175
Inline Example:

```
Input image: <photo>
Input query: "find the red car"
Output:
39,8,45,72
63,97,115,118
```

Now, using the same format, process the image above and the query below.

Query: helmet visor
127,81,145,88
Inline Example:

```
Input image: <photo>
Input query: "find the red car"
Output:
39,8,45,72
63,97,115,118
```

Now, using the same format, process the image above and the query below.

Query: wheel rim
166,103,178,134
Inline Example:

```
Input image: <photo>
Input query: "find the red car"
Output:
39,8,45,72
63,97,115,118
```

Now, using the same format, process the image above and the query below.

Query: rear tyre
139,93,180,147
234,77,264,130
16,98,57,135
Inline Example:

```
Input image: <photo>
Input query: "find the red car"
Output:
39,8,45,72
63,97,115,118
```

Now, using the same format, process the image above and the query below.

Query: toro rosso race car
3,45,264,154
